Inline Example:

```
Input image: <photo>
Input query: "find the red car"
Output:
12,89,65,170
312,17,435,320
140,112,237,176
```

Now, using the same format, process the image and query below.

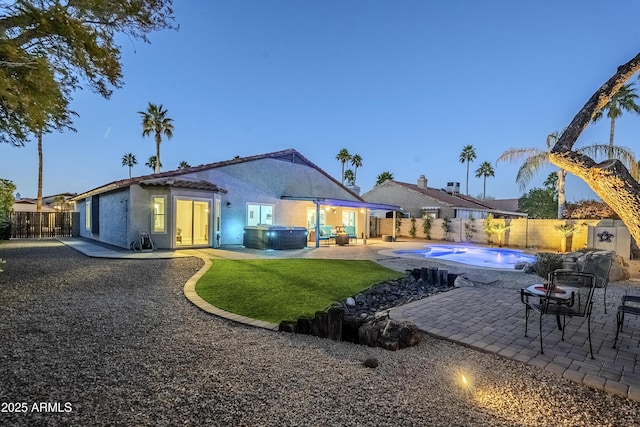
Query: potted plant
532,252,563,287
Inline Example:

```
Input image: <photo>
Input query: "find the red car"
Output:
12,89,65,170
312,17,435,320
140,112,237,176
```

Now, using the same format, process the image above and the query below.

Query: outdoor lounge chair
613,294,640,349
344,225,357,244
521,270,598,358
318,226,336,245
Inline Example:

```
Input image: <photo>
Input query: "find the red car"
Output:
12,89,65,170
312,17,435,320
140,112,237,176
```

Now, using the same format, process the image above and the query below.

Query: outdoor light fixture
457,370,474,392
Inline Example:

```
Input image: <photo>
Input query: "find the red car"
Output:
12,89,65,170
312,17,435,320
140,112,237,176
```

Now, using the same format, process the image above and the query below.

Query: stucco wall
76,190,131,248
179,157,363,246
98,191,130,248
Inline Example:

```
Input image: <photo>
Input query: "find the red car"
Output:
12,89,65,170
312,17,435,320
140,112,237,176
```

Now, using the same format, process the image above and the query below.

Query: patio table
521,284,577,331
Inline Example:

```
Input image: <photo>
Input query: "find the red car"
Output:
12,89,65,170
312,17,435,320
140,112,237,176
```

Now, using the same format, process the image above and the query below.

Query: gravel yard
1,240,639,426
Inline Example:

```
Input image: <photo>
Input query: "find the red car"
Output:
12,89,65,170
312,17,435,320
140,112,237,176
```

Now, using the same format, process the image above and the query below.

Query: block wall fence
376,217,632,258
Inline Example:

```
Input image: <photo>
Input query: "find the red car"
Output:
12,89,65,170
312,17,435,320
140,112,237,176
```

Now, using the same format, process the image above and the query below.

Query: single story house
71,149,398,250
12,192,76,212
362,175,525,220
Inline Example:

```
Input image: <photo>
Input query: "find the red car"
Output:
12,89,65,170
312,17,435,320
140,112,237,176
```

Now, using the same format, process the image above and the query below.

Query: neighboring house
71,149,398,250
362,175,525,219
482,198,520,214
12,192,77,212
12,199,57,212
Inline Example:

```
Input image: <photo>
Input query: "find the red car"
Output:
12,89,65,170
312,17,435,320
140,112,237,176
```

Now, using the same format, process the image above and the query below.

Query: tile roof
392,181,497,210
139,179,223,192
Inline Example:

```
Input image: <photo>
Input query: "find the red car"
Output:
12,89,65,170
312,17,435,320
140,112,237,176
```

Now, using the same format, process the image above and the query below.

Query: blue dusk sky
3,1,640,201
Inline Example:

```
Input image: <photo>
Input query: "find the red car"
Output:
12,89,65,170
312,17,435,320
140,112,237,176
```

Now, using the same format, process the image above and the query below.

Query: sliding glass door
175,199,210,247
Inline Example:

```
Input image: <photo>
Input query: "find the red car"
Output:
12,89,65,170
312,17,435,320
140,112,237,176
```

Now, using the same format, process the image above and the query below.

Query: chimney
417,175,428,189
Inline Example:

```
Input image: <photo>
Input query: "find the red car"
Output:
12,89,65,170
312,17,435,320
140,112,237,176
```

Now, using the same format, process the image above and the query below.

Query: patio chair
579,251,614,313
612,294,640,349
344,225,357,244
521,270,598,359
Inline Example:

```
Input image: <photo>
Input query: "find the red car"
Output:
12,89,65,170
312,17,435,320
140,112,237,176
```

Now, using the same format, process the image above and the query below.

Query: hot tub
243,226,308,250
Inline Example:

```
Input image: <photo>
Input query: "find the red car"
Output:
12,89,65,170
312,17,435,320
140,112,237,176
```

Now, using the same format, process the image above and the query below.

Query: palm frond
514,153,550,190
496,148,544,163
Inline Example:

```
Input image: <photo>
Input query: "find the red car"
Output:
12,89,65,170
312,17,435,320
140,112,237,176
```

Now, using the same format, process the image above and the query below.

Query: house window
85,200,91,230
307,208,326,229
247,204,273,226
422,207,439,219
153,196,166,233
342,211,355,226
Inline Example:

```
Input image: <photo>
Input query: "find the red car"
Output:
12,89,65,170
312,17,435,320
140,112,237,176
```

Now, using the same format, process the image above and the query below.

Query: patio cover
281,196,402,247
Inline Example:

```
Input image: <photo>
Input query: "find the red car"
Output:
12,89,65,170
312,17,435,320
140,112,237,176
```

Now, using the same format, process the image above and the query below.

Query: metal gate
10,212,75,238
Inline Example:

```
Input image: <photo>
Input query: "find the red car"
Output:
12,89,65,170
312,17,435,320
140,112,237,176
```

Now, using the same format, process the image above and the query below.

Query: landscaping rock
363,357,379,368
284,267,451,351
278,320,297,333
454,276,475,288
376,319,420,351
611,254,630,282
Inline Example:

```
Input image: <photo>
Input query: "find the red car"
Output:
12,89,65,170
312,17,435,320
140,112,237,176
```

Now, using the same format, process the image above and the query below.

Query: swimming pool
393,244,535,270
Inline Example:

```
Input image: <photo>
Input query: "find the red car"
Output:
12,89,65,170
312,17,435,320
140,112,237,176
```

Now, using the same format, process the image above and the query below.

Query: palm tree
121,153,137,178
459,145,476,195
592,82,640,158
475,161,495,200
145,155,162,172
335,148,351,184
178,160,191,169
138,103,174,173
343,169,355,186
350,154,363,184
497,130,637,219
376,171,394,185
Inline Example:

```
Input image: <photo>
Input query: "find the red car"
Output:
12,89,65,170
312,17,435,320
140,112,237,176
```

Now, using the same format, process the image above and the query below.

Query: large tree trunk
549,51,640,246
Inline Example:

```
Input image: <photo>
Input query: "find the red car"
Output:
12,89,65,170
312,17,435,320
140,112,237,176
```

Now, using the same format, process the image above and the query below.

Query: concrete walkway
58,237,640,403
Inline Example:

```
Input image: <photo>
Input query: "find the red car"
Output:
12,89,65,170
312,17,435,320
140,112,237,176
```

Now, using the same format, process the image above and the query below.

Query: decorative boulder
454,276,475,288
376,319,420,351
610,254,630,282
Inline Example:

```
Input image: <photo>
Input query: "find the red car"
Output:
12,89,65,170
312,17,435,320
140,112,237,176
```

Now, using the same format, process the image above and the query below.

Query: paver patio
390,283,640,401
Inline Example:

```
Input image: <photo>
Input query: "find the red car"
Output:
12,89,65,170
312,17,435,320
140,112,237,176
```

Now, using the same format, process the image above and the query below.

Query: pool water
393,244,535,270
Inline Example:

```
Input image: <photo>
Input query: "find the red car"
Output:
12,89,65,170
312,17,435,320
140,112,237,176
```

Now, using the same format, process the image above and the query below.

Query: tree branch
552,52,640,153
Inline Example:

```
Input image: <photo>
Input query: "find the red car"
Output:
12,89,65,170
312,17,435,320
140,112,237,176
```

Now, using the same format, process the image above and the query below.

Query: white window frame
247,203,274,226
85,200,91,230
152,195,167,233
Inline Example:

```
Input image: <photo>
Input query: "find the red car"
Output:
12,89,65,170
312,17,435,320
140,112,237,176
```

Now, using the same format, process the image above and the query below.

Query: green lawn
195,259,403,323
